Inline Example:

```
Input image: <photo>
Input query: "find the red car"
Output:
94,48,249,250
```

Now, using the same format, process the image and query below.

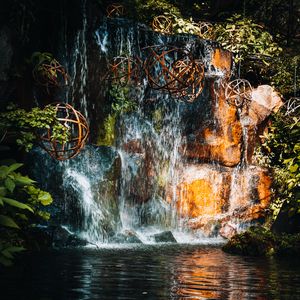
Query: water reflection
1,245,300,300
171,248,268,299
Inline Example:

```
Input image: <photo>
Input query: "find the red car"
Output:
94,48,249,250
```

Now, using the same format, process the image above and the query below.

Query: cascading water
28,4,275,244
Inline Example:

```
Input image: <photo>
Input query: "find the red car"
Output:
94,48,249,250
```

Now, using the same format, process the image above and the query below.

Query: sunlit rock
183,85,243,167
174,164,272,237
247,85,283,126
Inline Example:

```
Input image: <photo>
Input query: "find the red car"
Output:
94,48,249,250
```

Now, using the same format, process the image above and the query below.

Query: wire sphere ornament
143,46,194,91
33,58,68,89
39,103,89,161
106,56,142,86
225,79,253,108
152,15,173,34
106,3,125,18
171,58,205,102
285,97,300,116
197,22,213,39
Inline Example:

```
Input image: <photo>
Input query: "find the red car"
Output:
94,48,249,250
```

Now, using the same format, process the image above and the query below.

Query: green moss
96,114,116,147
223,226,300,256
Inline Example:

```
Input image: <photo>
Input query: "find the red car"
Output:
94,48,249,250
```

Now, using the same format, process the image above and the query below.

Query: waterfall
28,5,272,243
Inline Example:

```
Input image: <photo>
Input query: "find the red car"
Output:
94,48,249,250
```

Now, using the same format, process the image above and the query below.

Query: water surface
1,244,300,299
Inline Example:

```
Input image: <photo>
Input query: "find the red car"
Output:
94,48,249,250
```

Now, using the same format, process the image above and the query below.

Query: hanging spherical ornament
39,103,89,161
225,79,253,108
143,45,205,101
196,22,213,39
285,97,300,116
152,15,173,35
106,3,125,18
32,58,68,89
106,56,142,86
171,58,205,102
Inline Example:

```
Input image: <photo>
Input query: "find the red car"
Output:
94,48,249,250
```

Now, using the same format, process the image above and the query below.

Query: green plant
97,84,137,146
0,162,53,266
214,14,282,63
260,111,300,221
130,0,181,23
0,104,69,152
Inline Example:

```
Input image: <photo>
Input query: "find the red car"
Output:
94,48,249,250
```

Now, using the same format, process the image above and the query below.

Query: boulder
246,85,283,126
109,230,142,243
153,231,177,243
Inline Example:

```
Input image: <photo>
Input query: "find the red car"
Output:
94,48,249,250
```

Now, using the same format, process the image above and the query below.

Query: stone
109,230,142,243
219,223,237,239
48,225,88,248
247,85,283,126
173,164,231,218
153,231,177,243
182,85,243,167
171,164,272,237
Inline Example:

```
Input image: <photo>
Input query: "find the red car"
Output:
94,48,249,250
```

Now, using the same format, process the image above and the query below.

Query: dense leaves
0,104,69,151
0,163,53,266
214,14,282,63
258,111,300,220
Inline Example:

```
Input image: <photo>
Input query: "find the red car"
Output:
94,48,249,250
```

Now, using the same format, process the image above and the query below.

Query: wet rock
171,164,231,218
219,223,237,239
171,164,272,236
50,226,88,248
182,86,242,167
153,231,177,243
109,230,142,243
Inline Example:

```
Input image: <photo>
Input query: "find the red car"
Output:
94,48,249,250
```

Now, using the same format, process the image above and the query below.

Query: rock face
153,231,177,243
171,164,272,238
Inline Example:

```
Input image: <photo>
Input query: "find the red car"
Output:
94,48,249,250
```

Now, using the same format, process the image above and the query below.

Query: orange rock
182,84,243,167
211,48,232,77
174,164,272,236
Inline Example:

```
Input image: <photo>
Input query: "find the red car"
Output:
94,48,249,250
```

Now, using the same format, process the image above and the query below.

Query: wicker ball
107,56,142,86
152,15,173,34
144,46,205,101
106,3,125,18
197,22,213,39
39,103,89,161
171,58,205,102
33,59,68,89
225,79,253,108
285,97,300,116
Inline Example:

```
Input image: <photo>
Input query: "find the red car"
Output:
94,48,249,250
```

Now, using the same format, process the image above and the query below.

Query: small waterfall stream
28,6,273,244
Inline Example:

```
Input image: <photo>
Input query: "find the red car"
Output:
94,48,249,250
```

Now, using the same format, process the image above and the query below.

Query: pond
1,244,300,299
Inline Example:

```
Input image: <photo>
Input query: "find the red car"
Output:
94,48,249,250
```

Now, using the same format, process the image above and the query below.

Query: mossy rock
222,226,300,256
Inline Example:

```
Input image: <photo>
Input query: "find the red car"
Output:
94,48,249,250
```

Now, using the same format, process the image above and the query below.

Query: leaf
2,197,34,212
4,177,15,193
6,163,23,174
38,191,53,206
0,215,19,229
289,164,298,173
0,186,6,197
13,173,36,186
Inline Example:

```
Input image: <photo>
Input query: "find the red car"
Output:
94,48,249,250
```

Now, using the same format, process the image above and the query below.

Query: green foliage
97,114,116,147
131,0,181,22
214,14,282,63
260,112,300,220
269,55,300,96
0,162,53,266
0,104,69,151
110,84,137,115
97,84,137,146
223,226,300,256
